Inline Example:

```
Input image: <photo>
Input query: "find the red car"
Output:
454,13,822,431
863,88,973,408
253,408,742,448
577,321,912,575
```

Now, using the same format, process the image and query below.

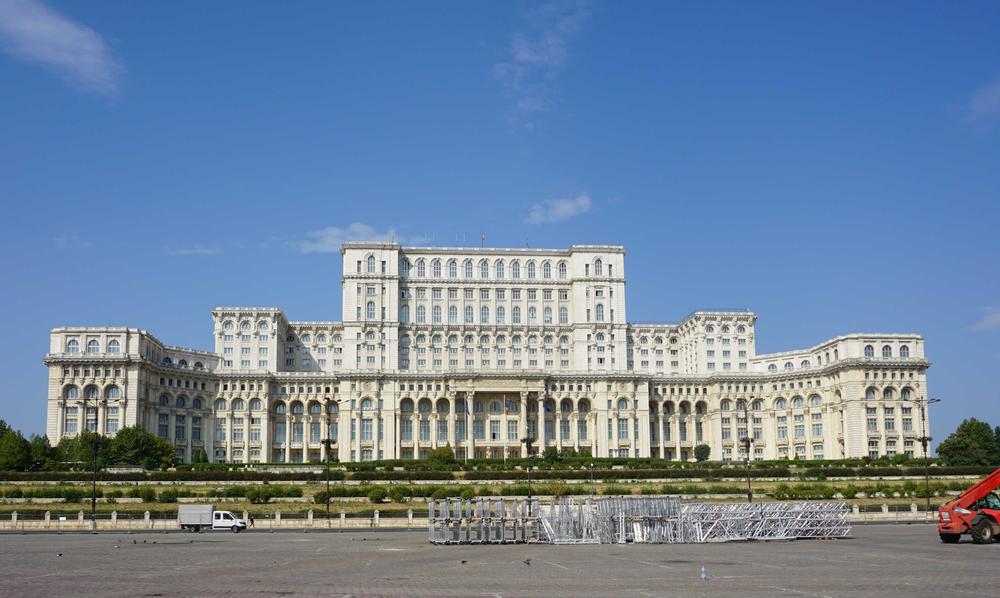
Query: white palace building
44,243,931,464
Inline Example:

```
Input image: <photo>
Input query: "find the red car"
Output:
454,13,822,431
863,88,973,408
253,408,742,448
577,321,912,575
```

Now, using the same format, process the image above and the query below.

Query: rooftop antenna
481,232,486,248
525,238,530,247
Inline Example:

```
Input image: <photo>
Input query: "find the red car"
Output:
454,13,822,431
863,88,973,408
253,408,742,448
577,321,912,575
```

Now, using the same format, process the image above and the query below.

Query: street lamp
80,395,101,532
320,438,337,522
919,397,942,519
520,436,535,514
742,402,753,503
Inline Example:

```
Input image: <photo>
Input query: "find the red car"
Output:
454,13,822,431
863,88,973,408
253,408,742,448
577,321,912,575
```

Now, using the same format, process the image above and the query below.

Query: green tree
427,446,456,467
0,418,11,440
937,418,1000,466
192,447,209,464
27,435,56,470
0,430,31,471
105,426,174,469
542,446,559,465
694,444,711,462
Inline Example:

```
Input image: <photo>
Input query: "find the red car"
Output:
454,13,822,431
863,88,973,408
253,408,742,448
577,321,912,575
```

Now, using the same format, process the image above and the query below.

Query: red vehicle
938,467,1000,544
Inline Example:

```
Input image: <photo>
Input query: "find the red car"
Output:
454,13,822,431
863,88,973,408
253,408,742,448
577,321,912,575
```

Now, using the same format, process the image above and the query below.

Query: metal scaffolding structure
428,496,850,545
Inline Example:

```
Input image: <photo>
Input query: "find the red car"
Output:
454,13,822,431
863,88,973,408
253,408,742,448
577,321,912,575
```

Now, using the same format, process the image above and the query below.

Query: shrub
367,487,388,503
602,484,630,496
459,487,476,501
158,490,179,503
127,487,157,502
388,485,410,503
430,487,450,500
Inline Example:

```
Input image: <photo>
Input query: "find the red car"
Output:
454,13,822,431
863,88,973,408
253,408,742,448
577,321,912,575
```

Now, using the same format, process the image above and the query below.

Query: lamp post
589,461,595,496
742,402,753,503
320,438,337,521
919,397,941,519
521,436,535,514
80,395,101,532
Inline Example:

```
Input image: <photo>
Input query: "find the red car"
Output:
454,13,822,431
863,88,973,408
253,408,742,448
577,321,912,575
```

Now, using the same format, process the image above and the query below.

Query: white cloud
971,307,1000,332
967,79,1000,123
494,1,589,122
53,234,92,250
0,0,121,97
292,223,428,254
165,246,221,257
525,193,592,225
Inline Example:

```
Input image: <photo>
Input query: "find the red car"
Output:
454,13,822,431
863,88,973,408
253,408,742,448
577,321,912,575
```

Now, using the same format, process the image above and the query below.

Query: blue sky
1,1,998,445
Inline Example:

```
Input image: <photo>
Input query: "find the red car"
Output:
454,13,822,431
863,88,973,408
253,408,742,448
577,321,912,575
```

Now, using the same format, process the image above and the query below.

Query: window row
64,385,122,400
221,320,270,332
65,339,121,353
864,344,911,359
400,258,569,280
399,304,572,325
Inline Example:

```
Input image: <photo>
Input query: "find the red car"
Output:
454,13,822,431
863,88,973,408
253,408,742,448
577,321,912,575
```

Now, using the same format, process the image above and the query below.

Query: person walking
248,515,255,528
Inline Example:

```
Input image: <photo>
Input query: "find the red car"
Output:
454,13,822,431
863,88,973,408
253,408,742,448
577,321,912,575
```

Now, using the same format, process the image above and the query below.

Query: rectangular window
474,419,485,440
292,422,304,443
419,420,430,441
618,418,628,440
490,420,500,441
577,419,587,441
401,419,412,441
310,422,320,443
508,420,518,441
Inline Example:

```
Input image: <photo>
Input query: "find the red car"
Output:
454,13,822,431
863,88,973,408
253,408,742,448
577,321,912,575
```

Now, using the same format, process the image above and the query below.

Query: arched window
595,304,604,321
448,260,457,278
432,305,442,323
617,398,629,410
511,260,520,279
250,399,262,411
792,396,805,409
480,260,489,278
809,395,822,407
752,399,763,411
512,306,521,324
882,345,892,358
416,305,426,323
162,357,172,365
291,402,304,415
900,345,910,358
107,339,120,353
86,340,100,353
464,260,473,278
480,334,490,344
721,399,732,411
66,339,79,353
494,260,504,278
275,402,286,415
736,399,747,411
448,306,458,324
159,394,169,407
309,402,321,415
223,321,234,331
432,259,441,277
866,387,877,401
106,386,120,399
232,399,245,411
527,306,537,324
400,399,414,413
558,261,567,279
366,255,376,273
465,306,474,323
192,398,202,409
542,262,551,279
768,364,778,372
737,325,746,333
594,258,603,276
327,402,339,414
527,261,536,278
65,386,79,399
721,325,730,334
214,399,227,411
400,259,410,277
901,388,911,401
497,305,505,324
883,388,894,401
400,304,409,323
543,307,552,324
559,307,568,324
481,306,489,323
257,321,269,331
784,362,794,370
559,335,569,345
801,360,811,369
775,398,787,410
361,398,373,411
416,259,426,277
864,345,875,358
240,320,252,331
705,325,714,333
366,301,376,320
175,396,186,408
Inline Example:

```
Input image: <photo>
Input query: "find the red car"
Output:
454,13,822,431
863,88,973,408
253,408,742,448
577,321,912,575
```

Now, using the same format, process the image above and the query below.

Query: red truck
938,467,1000,544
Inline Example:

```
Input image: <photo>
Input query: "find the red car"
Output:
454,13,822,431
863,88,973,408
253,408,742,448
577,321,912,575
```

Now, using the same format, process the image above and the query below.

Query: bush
388,485,411,503
127,487,157,502
601,484,630,496
367,487,388,503
430,487,450,500
459,487,476,500
158,490,179,503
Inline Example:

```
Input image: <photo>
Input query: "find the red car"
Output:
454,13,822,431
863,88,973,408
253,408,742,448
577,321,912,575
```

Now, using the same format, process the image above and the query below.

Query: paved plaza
0,524,995,597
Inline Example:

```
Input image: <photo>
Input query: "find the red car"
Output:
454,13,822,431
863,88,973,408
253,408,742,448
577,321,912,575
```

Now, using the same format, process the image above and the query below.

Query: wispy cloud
966,78,1000,124
53,234,92,250
971,307,1000,332
494,1,589,123
292,223,429,254
0,0,122,97
165,246,221,257
526,193,592,225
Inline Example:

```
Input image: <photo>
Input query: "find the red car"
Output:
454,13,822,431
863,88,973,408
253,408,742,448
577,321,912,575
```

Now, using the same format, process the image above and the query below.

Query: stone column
537,396,546,454
519,392,529,457
284,419,291,463
467,392,475,459
448,395,457,450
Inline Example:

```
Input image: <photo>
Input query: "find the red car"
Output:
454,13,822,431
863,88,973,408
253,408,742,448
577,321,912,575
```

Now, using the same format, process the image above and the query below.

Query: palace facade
44,243,931,463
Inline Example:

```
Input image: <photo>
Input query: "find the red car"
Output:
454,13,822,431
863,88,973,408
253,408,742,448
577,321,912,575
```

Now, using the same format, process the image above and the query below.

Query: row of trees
0,419,177,471
936,418,1000,467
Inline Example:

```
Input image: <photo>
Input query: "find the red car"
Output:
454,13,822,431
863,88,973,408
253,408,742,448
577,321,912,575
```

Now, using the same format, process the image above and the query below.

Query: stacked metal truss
429,496,849,545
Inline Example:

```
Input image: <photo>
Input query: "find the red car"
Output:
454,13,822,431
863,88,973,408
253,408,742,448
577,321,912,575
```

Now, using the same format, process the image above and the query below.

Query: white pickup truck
178,505,247,533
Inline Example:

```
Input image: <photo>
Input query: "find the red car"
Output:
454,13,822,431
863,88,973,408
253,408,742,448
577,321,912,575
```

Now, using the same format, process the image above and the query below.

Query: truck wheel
971,521,994,544
231,525,240,533
939,533,961,544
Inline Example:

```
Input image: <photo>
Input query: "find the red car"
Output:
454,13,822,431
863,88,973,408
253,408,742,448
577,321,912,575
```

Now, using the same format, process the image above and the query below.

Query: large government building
44,243,931,463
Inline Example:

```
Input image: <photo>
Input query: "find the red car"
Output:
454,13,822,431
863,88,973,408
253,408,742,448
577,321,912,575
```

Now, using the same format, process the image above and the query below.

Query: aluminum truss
428,496,850,545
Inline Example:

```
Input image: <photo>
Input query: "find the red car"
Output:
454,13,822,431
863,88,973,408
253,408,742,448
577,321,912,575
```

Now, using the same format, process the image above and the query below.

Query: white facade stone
43,243,930,463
